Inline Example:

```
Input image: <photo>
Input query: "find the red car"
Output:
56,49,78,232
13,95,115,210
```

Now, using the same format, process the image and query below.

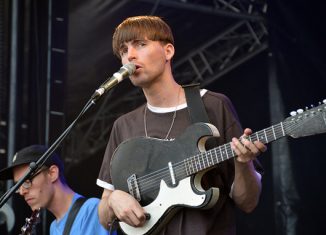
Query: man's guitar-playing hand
231,128,267,164
108,190,148,227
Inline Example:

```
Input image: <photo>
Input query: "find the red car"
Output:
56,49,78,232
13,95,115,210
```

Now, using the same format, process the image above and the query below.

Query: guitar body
110,123,221,235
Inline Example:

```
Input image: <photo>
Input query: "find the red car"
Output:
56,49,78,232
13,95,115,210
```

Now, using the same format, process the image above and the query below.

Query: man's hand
108,190,147,227
231,128,267,163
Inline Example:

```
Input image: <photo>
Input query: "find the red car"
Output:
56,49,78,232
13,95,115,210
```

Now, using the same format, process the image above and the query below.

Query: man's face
119,38,174,88
13,165,52,211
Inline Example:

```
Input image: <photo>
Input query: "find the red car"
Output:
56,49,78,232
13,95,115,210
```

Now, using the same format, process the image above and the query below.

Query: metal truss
63,88,146,167
140,0,267,21
173,19,268,86
62,0,268,165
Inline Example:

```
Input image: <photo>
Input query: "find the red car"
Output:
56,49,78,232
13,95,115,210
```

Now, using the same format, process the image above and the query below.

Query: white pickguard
119,177,207,235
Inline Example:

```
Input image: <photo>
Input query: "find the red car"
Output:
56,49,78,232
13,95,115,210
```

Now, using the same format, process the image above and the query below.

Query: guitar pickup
127,174,141,201
168,162,177,186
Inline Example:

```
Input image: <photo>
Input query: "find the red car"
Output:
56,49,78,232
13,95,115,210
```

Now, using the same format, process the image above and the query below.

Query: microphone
92,63,136,100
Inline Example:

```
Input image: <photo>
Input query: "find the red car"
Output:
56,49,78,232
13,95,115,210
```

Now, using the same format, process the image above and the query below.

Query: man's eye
137,41,146,47
120,49,127,56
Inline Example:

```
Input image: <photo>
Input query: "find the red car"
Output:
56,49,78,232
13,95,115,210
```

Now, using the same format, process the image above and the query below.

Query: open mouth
134,64,142,71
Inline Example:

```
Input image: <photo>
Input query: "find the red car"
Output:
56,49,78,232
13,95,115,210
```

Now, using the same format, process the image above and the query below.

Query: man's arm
98,188,147,229
232,159,262,212
230,128,266,213
98,189,114,229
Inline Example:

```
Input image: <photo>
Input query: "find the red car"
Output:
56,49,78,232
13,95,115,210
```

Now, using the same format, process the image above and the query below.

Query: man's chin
27,201,40,211
130,78,146,88
31,206,39,211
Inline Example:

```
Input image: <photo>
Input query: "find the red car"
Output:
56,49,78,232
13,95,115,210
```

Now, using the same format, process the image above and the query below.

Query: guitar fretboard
182,122,286,176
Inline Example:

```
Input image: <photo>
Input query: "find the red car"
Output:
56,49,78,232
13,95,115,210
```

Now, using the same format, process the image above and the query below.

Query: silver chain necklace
144,86,181,140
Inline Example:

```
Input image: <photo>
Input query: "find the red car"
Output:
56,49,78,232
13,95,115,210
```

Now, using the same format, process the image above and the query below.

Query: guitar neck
183,122,287,176
20,208,41,235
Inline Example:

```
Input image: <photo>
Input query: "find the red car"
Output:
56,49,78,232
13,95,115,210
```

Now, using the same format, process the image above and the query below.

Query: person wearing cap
0,145,115,235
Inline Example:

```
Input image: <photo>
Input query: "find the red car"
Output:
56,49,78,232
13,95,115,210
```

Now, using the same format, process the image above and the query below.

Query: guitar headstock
284,100,326,138
20,209,41,235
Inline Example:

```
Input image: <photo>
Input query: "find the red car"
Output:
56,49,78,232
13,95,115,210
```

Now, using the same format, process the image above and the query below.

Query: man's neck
143,80,185,108
48,183,75,220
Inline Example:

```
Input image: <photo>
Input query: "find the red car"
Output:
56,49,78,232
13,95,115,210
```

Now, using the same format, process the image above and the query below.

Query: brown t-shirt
98,90,244,235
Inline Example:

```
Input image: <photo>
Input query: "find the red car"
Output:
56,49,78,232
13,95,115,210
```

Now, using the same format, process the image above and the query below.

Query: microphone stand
0,91,105,208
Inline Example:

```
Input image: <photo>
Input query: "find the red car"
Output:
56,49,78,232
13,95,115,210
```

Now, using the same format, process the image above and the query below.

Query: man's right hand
108,189,147,227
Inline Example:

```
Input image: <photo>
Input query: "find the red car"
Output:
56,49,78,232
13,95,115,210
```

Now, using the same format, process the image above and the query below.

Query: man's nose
17,185,29,195
127,47,137,61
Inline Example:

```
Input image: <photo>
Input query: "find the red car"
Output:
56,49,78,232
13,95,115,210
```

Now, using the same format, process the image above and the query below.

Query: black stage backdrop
2,0,324,234
267,1,326,235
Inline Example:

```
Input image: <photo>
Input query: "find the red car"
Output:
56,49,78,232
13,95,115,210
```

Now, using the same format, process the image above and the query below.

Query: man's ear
48,165,59,182
164,43,175,61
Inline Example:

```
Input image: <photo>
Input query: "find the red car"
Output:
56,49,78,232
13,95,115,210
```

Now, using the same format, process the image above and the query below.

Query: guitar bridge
127,174,141,201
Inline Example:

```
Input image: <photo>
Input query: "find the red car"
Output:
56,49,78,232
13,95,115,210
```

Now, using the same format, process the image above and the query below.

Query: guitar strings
128,114,320,195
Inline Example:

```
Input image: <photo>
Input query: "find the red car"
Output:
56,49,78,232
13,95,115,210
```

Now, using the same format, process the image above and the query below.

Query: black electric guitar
20,209,41,235
110,100,326,235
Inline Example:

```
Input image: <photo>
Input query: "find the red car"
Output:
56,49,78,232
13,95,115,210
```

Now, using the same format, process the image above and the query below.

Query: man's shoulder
71,196,100,213
82,197,100,208
202,89,233,106
84,197,100,203
114,103,145,124
75,197,100,219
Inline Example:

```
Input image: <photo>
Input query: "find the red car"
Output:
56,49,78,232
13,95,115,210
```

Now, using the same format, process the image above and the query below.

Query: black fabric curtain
268,1,326,235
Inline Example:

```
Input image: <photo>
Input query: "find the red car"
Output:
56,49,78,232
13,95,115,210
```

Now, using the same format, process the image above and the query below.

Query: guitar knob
290,111,297,116
297,109,304,114
323,99,326,104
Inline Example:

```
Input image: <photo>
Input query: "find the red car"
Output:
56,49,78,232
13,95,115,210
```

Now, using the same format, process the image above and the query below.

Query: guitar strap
183,83,210,123
63,197,87,235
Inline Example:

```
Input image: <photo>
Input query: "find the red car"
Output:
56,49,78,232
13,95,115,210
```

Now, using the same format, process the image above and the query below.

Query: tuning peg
290,111,297,116
297,109,304,114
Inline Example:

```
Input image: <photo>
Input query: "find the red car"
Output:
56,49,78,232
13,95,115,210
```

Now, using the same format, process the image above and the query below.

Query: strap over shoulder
63,197,87,235
183,83,210,124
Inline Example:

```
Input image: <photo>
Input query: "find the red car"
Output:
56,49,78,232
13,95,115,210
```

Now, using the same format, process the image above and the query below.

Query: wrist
234,158,255,172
